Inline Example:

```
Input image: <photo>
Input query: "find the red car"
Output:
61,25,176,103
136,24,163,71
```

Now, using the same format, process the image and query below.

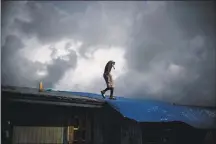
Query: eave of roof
2,85,105,108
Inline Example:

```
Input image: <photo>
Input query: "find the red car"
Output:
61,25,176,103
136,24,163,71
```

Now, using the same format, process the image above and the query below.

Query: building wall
3,101,96,144
92,104,143,144
4,94,214,144
142,123,176,144
204,130,216,144
92,109,104,144
91,104,122,144
121,120,142,144
102,104,121,144
141,122,210,144
12,126,64,144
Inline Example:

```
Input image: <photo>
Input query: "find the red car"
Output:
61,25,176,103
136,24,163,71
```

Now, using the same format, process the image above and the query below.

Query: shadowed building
2,85,216,144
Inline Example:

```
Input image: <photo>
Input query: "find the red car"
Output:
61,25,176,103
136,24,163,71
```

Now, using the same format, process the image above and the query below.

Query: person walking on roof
101,60,116,99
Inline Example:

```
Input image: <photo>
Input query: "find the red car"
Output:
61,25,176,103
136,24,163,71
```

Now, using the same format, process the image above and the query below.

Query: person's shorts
103,73,114,88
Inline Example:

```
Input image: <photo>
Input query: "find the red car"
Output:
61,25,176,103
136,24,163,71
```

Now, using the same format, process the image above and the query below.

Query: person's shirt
104,61,113,74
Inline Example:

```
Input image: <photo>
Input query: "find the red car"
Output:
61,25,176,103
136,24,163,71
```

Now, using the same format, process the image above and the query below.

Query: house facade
2,86,216,144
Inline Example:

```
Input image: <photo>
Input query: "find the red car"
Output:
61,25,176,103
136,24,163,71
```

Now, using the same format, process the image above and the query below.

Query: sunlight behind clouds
20,37,52,63
55,46,127,92
22,38,83,63
22,37,127,91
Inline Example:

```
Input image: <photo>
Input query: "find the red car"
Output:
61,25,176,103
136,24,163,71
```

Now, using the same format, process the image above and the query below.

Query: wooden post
67,126,74,144
78,115,83,144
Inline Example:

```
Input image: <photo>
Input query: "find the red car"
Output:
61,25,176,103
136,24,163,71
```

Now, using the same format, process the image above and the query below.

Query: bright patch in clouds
168,64,186,79
22,38,83,63
56,46,127,92
20,38,52,63
21,37,127,92
36,69,48,77
51,39,83,59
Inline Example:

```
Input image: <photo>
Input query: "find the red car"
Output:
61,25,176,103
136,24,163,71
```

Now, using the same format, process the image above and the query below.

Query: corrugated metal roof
59,90,216,129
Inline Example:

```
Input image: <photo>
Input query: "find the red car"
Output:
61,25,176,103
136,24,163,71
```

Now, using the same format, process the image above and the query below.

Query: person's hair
110,60,115,64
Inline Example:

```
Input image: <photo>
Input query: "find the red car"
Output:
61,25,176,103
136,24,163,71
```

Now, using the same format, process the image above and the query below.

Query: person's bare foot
101,91,106,98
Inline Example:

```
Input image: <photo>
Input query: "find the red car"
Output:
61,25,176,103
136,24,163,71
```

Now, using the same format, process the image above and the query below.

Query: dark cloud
8,1,133,52
13,1,76,43
122,1,216,106
2,35,43,86
2,1,79,88
43,51,77,87
1,34,77,88
2,1,215,107
167,2,216,39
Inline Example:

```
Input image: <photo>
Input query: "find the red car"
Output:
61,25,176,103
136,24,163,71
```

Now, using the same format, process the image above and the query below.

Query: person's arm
107,62,113,73
111,61,115,70
105,61,115,74
112,63,115,70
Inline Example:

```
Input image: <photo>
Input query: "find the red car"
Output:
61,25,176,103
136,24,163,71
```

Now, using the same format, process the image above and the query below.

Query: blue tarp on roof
48,89,216,129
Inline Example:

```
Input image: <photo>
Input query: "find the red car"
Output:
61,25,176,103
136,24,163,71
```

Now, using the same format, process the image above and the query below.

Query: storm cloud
2,1,216,106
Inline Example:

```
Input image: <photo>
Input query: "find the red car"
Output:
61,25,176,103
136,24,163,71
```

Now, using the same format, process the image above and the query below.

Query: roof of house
2,86,104,108
58,90,216,129
2,85,216,129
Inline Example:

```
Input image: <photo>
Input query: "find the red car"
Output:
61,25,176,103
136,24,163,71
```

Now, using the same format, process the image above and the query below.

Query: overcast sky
2,1,216,106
